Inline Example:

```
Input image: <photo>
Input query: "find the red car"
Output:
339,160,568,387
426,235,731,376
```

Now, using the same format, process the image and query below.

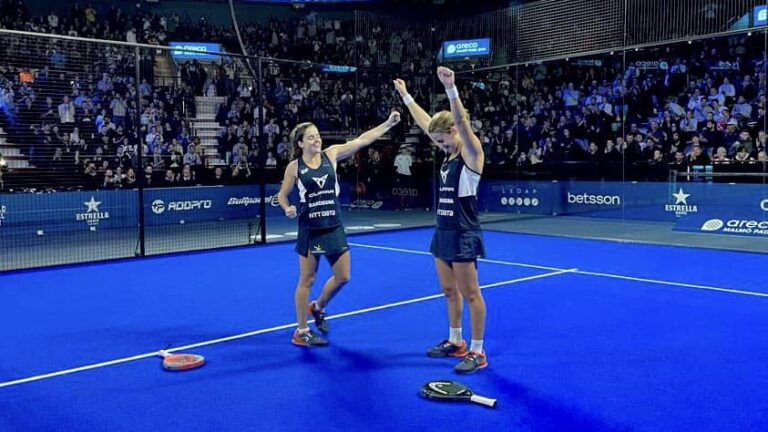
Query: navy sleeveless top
297,153,343,230
436,155,481,231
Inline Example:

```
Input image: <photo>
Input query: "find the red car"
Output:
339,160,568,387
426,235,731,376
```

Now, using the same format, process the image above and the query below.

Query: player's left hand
388,111,401,127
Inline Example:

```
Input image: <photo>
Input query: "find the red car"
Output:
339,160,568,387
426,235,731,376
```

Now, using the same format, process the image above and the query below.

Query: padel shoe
454,351,488,374
426,339,468,357
308,301,329,334
291,329,329,347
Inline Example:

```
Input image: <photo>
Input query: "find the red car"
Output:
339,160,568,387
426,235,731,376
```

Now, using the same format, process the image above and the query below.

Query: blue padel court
1,228,767,432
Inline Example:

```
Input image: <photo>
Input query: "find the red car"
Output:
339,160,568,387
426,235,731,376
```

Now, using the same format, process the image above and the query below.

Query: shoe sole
426,349,468,358
454,361,488,374
291,339,329,347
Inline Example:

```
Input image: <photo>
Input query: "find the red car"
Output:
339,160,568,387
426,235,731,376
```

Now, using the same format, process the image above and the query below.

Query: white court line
348,242,564,271
349,242,768,299
325,268,577,322
577,270,768,299
0,269,574,389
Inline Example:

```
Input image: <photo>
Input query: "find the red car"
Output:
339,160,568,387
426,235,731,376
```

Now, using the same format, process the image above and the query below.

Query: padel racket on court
420,380,497,408
158,349,205,371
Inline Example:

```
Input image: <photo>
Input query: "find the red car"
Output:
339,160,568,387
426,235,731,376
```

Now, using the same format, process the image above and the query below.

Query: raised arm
393,78,432,134
437,66,483,166
277,159,298,219
325,112,400,162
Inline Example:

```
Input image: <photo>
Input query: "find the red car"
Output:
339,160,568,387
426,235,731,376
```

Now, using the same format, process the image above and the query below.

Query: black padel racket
420,380,497,407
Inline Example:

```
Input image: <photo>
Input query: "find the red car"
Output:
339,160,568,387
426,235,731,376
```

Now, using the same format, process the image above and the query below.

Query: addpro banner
144,184,291,226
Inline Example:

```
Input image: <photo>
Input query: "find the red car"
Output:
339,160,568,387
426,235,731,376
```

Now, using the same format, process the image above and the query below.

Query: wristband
445,86,459,100
403,94,415,105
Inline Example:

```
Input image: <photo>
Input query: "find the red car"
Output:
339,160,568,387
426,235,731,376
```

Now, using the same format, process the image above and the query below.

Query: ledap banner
480,180,561,215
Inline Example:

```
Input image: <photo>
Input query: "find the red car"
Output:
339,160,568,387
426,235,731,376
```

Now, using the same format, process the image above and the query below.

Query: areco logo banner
169,42,222,60
699,218,768,237
699,198,768,237
443,38,491,58
674,190,768,238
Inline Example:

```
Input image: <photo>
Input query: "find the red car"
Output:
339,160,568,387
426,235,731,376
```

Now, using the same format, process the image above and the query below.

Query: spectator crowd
0,0,766,193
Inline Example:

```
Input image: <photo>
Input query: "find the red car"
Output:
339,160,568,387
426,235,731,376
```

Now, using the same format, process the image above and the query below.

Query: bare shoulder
462,145,485,174
323,145,340,157
286,159,298,176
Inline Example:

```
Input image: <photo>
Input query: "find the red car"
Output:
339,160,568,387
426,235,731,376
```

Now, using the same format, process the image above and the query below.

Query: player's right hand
285,205,297,219
437,66,455,89
393,78,408,97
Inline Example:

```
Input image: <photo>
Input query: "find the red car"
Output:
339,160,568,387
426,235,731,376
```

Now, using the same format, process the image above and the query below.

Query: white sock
449,327,462,344
297,327,309,334
470,339,484,354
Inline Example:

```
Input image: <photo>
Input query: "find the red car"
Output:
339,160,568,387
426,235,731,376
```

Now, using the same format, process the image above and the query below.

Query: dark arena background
1,0,767,431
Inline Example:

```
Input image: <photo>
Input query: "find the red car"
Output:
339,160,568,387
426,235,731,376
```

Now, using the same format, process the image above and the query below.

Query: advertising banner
443,38,491,58
169,42,222,61
479,180,560,215
0,190,138,233
0,185,296,233
673,184,768,238
755,5,767,26
477,180,736,223
144,185,293,226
